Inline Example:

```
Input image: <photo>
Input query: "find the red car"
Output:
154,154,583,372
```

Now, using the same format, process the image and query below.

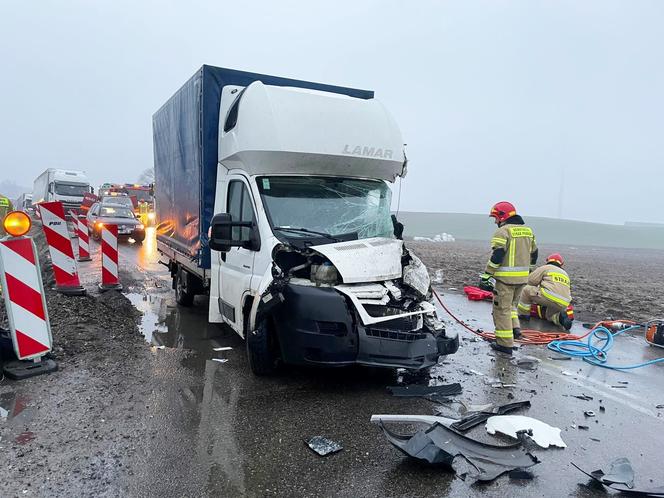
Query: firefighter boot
490,341,513,356
558,311,573,331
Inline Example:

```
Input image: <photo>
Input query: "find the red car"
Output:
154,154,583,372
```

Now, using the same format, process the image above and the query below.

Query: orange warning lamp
3,211,32,237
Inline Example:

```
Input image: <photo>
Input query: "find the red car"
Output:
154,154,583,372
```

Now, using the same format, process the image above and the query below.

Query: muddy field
409,239,664,322
1,232,663,497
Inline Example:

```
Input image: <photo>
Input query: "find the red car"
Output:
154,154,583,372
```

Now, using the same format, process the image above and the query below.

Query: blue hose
547,325,664,370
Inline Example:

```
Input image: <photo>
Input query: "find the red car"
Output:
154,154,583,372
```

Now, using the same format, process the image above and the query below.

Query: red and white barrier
99,224,122,291
37,201,86,296
0,237,53,360
74,213,91,262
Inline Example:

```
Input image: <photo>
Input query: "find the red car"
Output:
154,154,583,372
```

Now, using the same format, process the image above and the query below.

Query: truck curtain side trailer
153,65,458,375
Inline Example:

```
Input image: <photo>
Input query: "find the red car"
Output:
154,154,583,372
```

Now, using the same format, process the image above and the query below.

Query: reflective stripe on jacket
528,263,572,307
486,223,537,284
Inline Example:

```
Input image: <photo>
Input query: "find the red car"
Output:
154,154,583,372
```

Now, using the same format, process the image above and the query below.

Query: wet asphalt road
6,229,664,497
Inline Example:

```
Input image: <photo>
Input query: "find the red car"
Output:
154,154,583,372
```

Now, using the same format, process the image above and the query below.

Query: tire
246,319,277,376
174,267,195,307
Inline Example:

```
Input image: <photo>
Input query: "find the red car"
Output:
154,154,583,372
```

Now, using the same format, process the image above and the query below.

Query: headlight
137,224,145,230
148,212,156,220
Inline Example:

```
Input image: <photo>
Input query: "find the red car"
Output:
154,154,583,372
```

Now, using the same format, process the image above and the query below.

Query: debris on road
377,422,539,482
306,436,343,457
370,414,456,428
485,415,567,448
387,383,462,398
572,457,635,490
212,358,228,363
509,469,535,480
212,346,232,351
451,401,531,432
584,410,596,417
570,394,593,401
510,355,540,370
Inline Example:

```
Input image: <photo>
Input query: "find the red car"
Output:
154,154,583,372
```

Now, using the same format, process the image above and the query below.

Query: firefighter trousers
493,281,525,348
517,285,564,325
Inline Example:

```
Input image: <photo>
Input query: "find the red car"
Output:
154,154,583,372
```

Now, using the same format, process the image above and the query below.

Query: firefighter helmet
546,253,564,266
489,201,517,224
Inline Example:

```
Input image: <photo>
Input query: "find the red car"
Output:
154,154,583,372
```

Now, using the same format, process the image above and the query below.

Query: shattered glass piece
306,436,343,456
402,253,431,298
388,383,462,398
378,422,539,482
485,415,567,448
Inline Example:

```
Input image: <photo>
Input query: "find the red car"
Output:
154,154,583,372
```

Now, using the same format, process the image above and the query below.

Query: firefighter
480,201,538,355
0,193,14,237
517,253,573,330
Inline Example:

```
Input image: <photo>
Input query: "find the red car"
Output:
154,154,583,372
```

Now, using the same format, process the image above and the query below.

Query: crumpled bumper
271,284,458,369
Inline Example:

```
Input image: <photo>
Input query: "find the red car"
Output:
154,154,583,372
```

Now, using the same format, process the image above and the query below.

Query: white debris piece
485,415,567,449
413,233,455,242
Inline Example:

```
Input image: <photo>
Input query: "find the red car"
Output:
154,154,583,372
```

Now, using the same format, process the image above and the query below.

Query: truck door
219,178,257,333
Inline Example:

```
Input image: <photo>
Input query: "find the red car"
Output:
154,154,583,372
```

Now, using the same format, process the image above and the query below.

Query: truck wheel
246,319,277,376
174,268,195,307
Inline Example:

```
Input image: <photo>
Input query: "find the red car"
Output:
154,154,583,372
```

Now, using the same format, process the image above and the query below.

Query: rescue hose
547,325,664,370
432,288,585,345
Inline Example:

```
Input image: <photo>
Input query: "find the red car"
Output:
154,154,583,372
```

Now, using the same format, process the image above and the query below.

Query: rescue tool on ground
481,201,538,356
154,65,458,376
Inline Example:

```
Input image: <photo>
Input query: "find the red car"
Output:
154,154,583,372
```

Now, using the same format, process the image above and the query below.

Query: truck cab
33,169,92,215
204,83,458,374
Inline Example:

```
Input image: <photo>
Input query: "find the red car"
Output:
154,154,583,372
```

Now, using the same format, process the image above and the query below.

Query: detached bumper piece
378,422,539,482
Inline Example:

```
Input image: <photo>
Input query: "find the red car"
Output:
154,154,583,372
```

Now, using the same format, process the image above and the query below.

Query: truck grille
365,328,427,341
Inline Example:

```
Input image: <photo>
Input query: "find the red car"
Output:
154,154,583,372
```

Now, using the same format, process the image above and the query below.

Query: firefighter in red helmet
480,201,538,355
517,253,573,330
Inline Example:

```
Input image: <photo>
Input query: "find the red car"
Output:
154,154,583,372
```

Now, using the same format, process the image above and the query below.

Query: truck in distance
33,168,92,215
153,66,458,375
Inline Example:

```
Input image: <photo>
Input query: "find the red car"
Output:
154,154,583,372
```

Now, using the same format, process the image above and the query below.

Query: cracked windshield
257,176,394,239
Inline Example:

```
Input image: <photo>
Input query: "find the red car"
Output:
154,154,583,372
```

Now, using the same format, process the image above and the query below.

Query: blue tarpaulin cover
153,65,373,269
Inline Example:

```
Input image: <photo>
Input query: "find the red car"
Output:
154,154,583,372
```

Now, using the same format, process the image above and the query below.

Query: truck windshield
257,176,394,240
55,182,88,196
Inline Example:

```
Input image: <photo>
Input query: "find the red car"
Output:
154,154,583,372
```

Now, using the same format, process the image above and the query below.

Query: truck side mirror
208,213,256,252
48,183,54,194
391,214,404,240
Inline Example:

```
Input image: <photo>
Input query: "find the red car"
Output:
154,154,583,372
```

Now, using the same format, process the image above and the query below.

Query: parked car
87,202,145,243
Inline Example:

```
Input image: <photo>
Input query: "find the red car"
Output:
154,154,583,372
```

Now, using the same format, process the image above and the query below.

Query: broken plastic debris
572,457,636,490
377,422,538,482
571,394,593,401
485,415,567,448
584,410,596,417
561,370,575,376
387,383,462,398
212,358,228,363
370,414,456,428
212,346,233,351
306,436,343,456
451,401,531,432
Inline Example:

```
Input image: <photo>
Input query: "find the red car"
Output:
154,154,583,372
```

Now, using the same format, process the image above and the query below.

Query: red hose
431,288,634,346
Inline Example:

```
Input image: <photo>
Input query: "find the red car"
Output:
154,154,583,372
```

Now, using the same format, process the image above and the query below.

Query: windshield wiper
273,226,340,241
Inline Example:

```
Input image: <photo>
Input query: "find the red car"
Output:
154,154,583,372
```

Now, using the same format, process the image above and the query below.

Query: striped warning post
0,237,53,360
99,224,122,291
37,201,86,296
74,212,91,261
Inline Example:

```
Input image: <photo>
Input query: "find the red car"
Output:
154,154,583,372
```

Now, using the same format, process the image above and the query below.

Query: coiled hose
547,324,664,370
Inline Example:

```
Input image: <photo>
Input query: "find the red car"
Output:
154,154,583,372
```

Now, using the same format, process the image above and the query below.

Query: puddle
0,391,31,422
125,292,234,353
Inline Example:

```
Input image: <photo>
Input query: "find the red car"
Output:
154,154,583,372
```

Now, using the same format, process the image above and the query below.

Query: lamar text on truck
153,66,458,375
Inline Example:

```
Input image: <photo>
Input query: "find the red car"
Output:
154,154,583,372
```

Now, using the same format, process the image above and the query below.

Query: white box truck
153,66,458,375
33,168,92,213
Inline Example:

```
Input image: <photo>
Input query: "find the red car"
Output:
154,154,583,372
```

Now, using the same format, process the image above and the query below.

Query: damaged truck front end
253,239,459,371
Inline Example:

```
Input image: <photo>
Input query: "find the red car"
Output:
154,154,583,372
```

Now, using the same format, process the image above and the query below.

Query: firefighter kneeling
517,253,573,330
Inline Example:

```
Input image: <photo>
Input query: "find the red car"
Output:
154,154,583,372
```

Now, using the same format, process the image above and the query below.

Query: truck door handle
242,264,251,269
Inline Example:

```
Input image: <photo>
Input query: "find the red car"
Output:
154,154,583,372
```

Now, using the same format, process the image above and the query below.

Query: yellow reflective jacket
485,221,537,284
528,263,572,307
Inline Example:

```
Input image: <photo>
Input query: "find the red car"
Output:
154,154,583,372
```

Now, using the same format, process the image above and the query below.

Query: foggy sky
1,0,662,224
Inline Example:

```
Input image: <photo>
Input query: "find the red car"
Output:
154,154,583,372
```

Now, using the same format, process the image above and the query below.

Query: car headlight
137,224,145,230
148,212,156,220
